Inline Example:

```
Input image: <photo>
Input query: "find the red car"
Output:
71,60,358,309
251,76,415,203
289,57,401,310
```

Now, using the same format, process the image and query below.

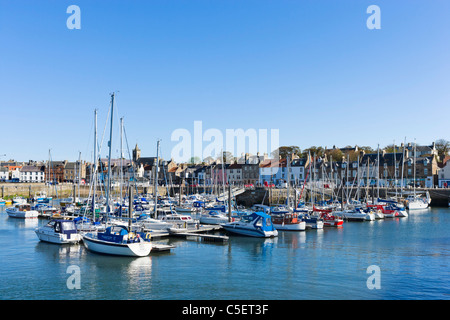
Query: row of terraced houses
2,142,450,188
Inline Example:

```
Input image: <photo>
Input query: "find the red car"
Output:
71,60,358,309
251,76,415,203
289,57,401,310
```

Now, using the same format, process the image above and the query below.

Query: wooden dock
168,225,228,243
170,232,229,243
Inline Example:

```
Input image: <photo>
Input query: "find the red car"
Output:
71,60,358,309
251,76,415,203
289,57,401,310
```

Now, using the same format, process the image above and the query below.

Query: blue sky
1,0,449,162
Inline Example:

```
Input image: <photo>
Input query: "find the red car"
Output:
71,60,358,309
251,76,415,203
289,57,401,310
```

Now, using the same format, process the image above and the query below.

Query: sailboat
82,93,152,257
406,141,430,210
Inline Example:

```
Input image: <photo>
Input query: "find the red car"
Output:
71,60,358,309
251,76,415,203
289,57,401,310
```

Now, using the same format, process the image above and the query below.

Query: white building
0,167,8,181
438,158,450,187
20,166,45,183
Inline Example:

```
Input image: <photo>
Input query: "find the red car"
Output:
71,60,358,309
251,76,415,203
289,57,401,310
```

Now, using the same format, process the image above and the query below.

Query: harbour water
0,206,449,300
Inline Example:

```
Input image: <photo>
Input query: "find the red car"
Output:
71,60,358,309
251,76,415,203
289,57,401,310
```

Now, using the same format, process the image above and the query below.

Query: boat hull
407,201,429,210
35,230,81,244
323,219,343,227
222,224,278,238
273,221,306,231
82,234,152,257
6,208,39,219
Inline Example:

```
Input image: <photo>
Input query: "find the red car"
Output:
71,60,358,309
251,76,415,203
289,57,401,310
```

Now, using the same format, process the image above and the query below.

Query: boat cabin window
46,221,56,228
61,221,76,231
255,217,263,227
265,218,272,227
240,215,255,223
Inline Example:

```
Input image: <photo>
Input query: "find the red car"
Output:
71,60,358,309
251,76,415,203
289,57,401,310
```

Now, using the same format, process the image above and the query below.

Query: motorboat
312,206,343,227
135,214,173,230
31,203,58,217
73,216,105,233
339,207,375,221
35,219,82,244
270,205,289,214
6,204,39,219
82,225,153,257
368,204,407,218
159,212,198,228
321,213,344,227
222,211,278,238
33,191,52,203
175,204,197,213
299,213,324,229
199,210,231,225
270,211,306,231
251,204,270,214
12,196,27,205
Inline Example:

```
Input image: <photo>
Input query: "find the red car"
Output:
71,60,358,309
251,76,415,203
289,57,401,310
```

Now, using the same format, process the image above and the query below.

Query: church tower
133,143,141,163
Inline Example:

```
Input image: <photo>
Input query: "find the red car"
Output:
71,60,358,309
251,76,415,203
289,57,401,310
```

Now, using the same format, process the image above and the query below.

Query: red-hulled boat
313,206,344,227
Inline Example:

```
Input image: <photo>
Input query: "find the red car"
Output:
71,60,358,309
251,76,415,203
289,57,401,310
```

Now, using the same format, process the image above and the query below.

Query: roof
135,157,158,166
291,158,308,167
101,158,132,166
259,159,286,168
20,165,44,172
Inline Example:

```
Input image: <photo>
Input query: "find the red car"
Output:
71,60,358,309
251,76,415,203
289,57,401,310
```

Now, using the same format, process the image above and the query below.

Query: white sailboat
82,93,152,257
406,141,430,210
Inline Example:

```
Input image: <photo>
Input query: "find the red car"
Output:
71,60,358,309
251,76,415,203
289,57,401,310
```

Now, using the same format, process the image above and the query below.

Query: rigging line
122,124,138,196
83,115,94,164
99,103,110,159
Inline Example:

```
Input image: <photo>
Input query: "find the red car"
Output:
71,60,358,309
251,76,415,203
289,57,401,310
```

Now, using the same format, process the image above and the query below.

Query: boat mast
221,149,226,198
105,93,115,222
393,140,397,199
413,139,417,198
154,139,160,219
92,109,98,213
400,137,406,197
286,155,291,211
120,117,123,205
366,158,369,204
356,154,360,201
377,144,380,201
77,151,81,201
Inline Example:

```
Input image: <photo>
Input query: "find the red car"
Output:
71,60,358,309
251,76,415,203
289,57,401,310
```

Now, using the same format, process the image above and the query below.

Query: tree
272,146,301,159
383,144,401,153
301,146,324,158
219,151,234,164
326,149,343,161
359,146,375,154
435,139,450,161
189,156,201,164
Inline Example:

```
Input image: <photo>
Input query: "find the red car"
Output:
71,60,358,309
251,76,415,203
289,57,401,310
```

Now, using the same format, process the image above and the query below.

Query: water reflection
34,241,85,261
